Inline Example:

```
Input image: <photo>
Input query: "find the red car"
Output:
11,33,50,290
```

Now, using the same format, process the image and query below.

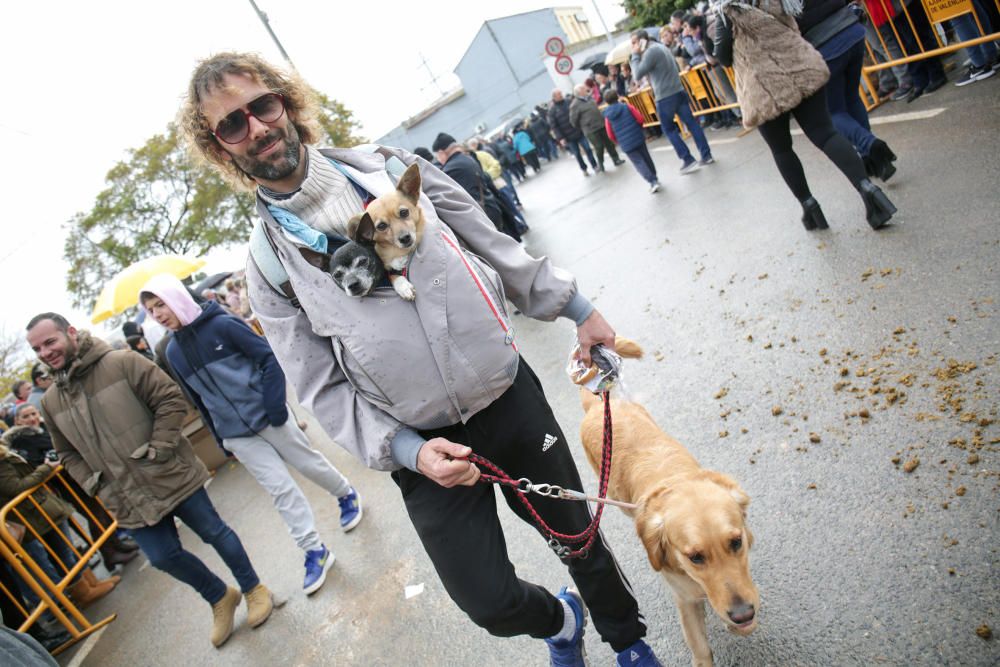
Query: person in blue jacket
512,124,542,174
139,273,363,596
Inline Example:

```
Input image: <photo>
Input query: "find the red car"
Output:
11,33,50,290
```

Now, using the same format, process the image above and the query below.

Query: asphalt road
60,78,998,667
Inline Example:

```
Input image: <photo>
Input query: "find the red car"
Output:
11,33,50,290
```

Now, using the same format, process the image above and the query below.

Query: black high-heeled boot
869,139,897,182
859,179,896,229
800,197,829,231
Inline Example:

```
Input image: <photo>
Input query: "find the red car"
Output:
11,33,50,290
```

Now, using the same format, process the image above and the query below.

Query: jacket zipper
440,232,518,352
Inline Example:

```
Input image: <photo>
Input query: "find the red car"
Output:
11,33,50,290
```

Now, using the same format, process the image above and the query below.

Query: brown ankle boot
210,587,241,648
244,584,274,628
68,568,117,608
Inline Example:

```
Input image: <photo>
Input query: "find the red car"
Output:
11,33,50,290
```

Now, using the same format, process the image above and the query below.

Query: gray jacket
631,41,685,101
248,147,589,472
569,96,606,135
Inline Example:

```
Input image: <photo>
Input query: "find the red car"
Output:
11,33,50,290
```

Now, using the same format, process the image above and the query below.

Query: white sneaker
649,182,661,194
679,160,700,175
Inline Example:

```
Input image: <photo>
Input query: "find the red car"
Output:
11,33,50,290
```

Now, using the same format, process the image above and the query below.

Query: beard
231,122,303,182
48,334,78,372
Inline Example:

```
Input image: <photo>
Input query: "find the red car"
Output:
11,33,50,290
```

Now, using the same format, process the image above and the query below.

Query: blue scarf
265,158,373,254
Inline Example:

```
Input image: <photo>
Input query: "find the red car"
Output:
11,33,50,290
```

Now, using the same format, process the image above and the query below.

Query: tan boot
67,568,117,608
244,584,274,628
83,568,121,587
210,587,241,648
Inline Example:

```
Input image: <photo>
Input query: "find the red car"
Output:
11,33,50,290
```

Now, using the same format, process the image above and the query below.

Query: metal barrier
861,0,1000,98
0,467,117,655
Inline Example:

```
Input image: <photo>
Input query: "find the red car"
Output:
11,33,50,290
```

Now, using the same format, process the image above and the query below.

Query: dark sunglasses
212,93,287,145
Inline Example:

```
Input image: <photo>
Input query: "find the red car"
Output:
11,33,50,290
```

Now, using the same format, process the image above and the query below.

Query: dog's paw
394,277,416,301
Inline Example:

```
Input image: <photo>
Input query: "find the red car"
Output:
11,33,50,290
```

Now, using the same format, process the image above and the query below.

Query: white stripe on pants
224,418,351,553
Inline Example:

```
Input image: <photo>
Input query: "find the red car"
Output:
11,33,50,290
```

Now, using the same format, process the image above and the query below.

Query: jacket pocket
332,338,395,407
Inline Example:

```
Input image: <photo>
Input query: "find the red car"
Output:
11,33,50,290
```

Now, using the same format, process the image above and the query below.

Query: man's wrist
560,292,595,326
390,428,426,472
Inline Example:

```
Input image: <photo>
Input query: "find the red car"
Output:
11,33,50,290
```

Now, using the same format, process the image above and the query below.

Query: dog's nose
728,602,755,625
346,280,361,294
398,234,413,247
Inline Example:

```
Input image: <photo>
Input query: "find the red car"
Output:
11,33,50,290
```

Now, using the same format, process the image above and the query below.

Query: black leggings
757,87,867,202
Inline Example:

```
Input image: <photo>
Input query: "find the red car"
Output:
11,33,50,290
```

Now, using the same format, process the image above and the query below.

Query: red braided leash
469,391,613,559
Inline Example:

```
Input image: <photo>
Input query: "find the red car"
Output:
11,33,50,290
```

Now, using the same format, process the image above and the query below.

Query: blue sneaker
302,546,334,595
338,487,363,532
615,640,663,666
545,586,588,666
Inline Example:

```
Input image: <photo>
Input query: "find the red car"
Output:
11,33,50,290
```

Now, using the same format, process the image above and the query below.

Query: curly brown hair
180,52,322,190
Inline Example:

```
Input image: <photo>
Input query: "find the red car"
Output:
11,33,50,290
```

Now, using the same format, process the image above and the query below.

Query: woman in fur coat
711,0,897,230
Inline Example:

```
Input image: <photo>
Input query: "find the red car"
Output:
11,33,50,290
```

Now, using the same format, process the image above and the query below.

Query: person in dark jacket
797,0,898,181
547,89,598,176
433,133,522,241
569,84,625,172
139,275,363,597
528,111,556,161
603,90,661,193
494,135,526,182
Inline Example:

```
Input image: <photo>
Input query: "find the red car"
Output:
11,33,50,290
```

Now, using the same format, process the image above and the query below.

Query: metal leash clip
515,478,638,510
555,488,639,510
547,538,571,559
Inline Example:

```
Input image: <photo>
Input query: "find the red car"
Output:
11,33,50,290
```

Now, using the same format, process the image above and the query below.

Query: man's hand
416,438,481,488
559,138,567,148
576,309,616,367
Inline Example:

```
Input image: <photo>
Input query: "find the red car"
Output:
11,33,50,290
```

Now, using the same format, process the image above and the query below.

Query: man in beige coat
26,312,273,648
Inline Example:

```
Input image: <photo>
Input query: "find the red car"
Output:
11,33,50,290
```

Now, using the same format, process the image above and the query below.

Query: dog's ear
354,212,376,243
703,470,750,517
396,163,422,202
635,488,670,571
347,214,364,241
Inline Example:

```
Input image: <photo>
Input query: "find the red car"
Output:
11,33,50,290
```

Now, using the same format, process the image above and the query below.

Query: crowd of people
1,2,996,663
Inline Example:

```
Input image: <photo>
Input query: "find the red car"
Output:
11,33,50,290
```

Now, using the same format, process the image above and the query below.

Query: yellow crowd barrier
626,2,998,122
861,0,1000,101
0,467,117,655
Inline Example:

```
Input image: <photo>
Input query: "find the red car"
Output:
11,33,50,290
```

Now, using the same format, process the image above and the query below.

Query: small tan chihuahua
353,163,425,301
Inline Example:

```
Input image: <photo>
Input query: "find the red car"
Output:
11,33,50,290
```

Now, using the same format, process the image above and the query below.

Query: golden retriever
579,339,758,667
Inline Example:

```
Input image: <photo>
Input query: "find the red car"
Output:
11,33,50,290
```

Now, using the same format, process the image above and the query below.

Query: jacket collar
54,331,112,388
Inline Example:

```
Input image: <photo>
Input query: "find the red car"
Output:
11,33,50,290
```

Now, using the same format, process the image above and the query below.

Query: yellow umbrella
91,254,206,324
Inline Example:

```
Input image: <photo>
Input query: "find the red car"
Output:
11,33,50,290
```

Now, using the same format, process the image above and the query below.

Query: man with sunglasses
181,53,662,667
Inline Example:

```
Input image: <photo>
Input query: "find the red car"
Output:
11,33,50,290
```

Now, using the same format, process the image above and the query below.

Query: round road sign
554,55,573,75
545,36,565,57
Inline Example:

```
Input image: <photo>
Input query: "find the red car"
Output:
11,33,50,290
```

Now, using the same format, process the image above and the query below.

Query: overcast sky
1,0,625,350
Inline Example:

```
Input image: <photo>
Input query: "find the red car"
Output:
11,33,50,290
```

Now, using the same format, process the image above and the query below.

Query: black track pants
392,358,645,652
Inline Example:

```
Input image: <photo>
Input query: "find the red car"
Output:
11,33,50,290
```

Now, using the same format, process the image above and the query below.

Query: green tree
622,0,696,27
314,91,367,147
0,328,32,406
63,124,255,312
